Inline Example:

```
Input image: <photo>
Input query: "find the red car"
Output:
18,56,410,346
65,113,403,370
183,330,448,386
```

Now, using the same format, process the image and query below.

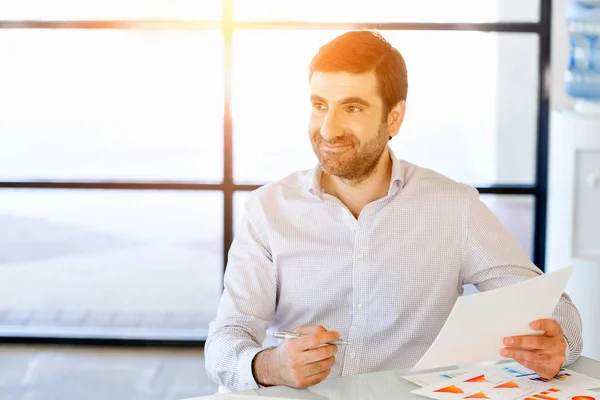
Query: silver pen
273,331,351,345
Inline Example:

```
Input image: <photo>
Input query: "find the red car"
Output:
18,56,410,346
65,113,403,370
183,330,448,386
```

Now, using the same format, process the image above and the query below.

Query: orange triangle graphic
464,375,490,383
465,392,490,399
435,385,465,394
494,381,520,389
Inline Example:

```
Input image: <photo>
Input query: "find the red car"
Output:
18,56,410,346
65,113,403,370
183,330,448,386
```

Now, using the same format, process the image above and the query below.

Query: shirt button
357,303,363,310
349,352,356,359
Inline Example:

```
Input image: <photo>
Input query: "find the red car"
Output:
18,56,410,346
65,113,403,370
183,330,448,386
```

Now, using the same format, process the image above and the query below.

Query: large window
0,0,550,342
0,30,223,182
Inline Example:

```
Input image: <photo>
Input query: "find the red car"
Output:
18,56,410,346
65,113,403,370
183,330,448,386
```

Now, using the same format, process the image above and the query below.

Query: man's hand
252,325,339,389
500,319,568,379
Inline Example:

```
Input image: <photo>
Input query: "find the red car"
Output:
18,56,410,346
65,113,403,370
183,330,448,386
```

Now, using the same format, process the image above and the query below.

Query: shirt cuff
237,347,264,391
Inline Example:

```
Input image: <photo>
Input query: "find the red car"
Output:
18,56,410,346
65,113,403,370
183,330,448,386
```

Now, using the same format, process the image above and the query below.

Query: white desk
189,356,600,399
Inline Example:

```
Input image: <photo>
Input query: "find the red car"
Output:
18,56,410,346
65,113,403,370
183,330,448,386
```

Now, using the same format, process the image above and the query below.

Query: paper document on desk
413,266,573,371
411,362,600,400
402,368,477,387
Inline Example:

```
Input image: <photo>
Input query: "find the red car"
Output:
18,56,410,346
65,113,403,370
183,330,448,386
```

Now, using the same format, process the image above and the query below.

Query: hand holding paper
413,266,574,372
500,318,568,379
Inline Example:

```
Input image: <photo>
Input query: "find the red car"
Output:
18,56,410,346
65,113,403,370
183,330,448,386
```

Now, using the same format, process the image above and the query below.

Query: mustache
314,134,356,146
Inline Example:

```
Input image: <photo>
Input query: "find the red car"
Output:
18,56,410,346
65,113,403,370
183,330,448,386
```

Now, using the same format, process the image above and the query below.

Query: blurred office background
0,0,595,399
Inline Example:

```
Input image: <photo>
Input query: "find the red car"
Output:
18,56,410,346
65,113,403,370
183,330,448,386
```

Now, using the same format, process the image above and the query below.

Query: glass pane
480,194,534,260
389,31,539,185
232,30,538,185
233,31,340,183
233,0,539,23
0,30,223,183
0,0,222,20
0,188,222,337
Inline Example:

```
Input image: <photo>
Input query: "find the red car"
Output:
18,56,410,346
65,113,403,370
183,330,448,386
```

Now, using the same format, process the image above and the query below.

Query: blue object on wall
565,0,600,100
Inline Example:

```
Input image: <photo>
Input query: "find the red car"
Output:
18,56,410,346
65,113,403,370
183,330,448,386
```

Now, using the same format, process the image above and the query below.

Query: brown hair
309,30,408,118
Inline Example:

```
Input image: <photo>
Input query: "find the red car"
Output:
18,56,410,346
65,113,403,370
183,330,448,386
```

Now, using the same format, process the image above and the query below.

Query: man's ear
387,100,406,140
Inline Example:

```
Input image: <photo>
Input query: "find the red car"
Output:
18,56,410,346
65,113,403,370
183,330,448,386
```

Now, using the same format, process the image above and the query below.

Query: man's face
308,70,389,182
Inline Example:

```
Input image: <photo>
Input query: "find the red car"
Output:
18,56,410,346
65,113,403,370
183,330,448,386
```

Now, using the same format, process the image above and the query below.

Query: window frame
0,0,552,344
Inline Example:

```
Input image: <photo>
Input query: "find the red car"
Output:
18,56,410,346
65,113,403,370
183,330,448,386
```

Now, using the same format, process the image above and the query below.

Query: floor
0,344,216,400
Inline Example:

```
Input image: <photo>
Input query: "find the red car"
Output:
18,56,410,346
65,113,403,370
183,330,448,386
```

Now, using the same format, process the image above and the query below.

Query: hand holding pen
252,325,346,389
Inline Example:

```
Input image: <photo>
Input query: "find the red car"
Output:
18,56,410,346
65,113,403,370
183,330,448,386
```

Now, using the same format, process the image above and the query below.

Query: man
205,30,583,392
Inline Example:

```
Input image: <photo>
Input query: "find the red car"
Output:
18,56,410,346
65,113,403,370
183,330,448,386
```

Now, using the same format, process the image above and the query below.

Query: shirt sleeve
204,192,278,391
460,187,583,365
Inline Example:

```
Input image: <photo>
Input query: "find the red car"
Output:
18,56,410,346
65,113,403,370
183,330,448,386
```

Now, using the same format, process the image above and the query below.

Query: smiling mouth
321,143,352,153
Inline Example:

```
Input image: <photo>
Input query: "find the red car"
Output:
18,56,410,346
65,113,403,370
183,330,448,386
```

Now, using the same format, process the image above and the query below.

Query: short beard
311,124,389,183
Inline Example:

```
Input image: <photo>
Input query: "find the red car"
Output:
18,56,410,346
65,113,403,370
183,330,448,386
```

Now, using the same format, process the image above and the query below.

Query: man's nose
320,110,343,141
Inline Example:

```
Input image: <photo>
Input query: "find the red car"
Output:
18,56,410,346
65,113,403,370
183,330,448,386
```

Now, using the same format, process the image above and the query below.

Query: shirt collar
307,147,405,199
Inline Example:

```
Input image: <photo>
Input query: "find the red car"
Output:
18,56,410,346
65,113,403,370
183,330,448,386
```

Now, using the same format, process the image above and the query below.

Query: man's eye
347,106,361,113
313,103,327,111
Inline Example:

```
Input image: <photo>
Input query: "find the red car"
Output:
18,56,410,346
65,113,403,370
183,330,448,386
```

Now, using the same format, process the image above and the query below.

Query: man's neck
321,149,393,218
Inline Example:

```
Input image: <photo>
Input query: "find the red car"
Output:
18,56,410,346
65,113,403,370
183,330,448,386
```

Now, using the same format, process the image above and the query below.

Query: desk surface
218,356,600,400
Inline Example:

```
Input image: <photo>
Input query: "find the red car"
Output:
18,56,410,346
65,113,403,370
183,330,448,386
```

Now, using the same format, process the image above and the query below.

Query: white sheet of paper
412,266,573,371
